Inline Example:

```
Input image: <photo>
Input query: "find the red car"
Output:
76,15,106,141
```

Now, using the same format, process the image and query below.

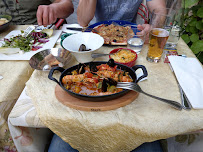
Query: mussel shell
79,44,86,51
77,63,86,74
107,59,115,67
101,78,108,92
101,78,117,92
107,78,117,86
89,62,98,72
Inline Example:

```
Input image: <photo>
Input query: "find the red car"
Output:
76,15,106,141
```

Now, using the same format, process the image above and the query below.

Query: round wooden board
55,85,139,111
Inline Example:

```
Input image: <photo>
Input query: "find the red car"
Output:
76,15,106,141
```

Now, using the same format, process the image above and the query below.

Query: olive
113,39,117,42
41,33,47,38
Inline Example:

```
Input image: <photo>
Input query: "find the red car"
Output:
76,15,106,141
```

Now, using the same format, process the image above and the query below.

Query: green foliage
181,0,203,63
184,0,199,8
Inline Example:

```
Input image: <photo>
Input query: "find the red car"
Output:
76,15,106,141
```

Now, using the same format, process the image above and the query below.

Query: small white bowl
61,32,104,63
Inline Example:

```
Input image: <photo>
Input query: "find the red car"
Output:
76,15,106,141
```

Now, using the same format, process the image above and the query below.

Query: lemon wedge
41,29,53,37
0,47,22,55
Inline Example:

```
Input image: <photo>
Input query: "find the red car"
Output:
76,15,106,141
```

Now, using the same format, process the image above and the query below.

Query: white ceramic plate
0,30,62,60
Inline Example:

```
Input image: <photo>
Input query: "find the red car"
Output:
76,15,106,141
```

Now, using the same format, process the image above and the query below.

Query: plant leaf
191,40,203,54
189,26,198,34
197,52,203,63
189,18,197,26
182,34,191,44
190,34,199,42
197,7,203,18
196,21,203,30
185,26,190,32
184,0,199,8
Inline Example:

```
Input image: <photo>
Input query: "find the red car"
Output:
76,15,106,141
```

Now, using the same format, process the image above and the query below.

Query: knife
66,27,84,31
169,63,192,110
66,27,98,32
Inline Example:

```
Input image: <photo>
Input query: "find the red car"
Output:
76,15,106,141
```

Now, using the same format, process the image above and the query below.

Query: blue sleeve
146,0,152,1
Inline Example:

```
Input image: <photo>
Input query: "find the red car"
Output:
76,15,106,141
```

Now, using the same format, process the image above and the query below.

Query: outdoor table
0,25,34,151
2,25,203,152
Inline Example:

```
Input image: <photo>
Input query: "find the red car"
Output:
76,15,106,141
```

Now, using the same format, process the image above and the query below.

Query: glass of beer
146,8,176,63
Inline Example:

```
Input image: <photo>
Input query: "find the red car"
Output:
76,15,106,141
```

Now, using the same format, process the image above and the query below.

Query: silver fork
117,82,183,110
22,25,35,37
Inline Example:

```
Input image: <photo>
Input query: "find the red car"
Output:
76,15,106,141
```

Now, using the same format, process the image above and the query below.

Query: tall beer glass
146,8,176,62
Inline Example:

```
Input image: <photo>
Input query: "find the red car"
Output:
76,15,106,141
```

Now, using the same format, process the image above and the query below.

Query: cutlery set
116,82,183,110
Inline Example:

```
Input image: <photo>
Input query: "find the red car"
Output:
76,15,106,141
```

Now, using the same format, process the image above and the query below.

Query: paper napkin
168,56,203,109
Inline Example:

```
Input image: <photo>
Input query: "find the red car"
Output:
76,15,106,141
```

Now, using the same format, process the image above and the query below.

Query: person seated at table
48,134,163,152
0,0,74,26
77,0,166,36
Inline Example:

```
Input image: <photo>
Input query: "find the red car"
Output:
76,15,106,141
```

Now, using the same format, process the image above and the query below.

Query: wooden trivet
55,85,139,111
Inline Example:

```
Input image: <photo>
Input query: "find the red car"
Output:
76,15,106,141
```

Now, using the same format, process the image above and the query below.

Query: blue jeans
48,134,163,152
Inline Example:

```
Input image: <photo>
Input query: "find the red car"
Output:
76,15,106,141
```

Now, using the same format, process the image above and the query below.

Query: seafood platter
49,59,148,101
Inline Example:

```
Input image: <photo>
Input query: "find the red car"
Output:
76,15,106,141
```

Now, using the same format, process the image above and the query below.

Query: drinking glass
127,27,145,54
146,8,176,62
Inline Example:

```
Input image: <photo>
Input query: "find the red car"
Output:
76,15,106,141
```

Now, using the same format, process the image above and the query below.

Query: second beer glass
147,8,175,63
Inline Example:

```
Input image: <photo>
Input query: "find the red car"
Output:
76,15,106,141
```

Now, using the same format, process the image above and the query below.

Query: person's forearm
77,0,97,27
146,0,166,13
52,0,74,19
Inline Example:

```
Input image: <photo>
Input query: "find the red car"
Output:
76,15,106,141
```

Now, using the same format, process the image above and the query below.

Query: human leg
48,134,79,152
131,140,163,152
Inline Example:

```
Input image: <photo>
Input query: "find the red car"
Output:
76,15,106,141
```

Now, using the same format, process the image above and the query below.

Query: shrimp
97,70,115,78
120,75,133,82
62,74,84,84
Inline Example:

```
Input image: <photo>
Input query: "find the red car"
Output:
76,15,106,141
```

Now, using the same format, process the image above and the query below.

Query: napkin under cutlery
168,56,203,109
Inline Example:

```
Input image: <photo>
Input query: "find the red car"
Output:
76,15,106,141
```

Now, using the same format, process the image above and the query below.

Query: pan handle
48,67,65,85
132,65,148,83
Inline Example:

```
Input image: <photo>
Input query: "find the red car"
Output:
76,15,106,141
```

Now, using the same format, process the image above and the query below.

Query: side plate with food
0,29,62,60
86,20,138,45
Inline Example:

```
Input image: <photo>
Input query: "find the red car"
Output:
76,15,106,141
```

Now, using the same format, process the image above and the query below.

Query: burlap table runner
26,40,203,152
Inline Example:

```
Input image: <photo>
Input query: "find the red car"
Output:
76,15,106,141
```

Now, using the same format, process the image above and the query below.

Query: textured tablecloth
8,87,52,152
0,25,34,152
0,60,33,151
25,39,203,152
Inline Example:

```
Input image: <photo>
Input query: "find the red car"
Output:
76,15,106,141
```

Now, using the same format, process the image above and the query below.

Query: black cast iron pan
48,61,148,101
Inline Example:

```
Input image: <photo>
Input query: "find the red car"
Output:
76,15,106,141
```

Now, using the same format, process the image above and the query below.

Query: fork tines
117,82,135,86
23,26,35,37
116,82,136,90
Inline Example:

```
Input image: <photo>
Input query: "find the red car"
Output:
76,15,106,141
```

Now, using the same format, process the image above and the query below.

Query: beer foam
152,28,169,37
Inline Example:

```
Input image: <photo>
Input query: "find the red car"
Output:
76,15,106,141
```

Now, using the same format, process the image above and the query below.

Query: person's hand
37,4,57,27
136,24,151,44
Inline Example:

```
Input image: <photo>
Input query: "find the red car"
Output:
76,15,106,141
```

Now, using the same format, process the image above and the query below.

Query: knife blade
169,62,192,110
66,27,84,31
66,27,98,32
